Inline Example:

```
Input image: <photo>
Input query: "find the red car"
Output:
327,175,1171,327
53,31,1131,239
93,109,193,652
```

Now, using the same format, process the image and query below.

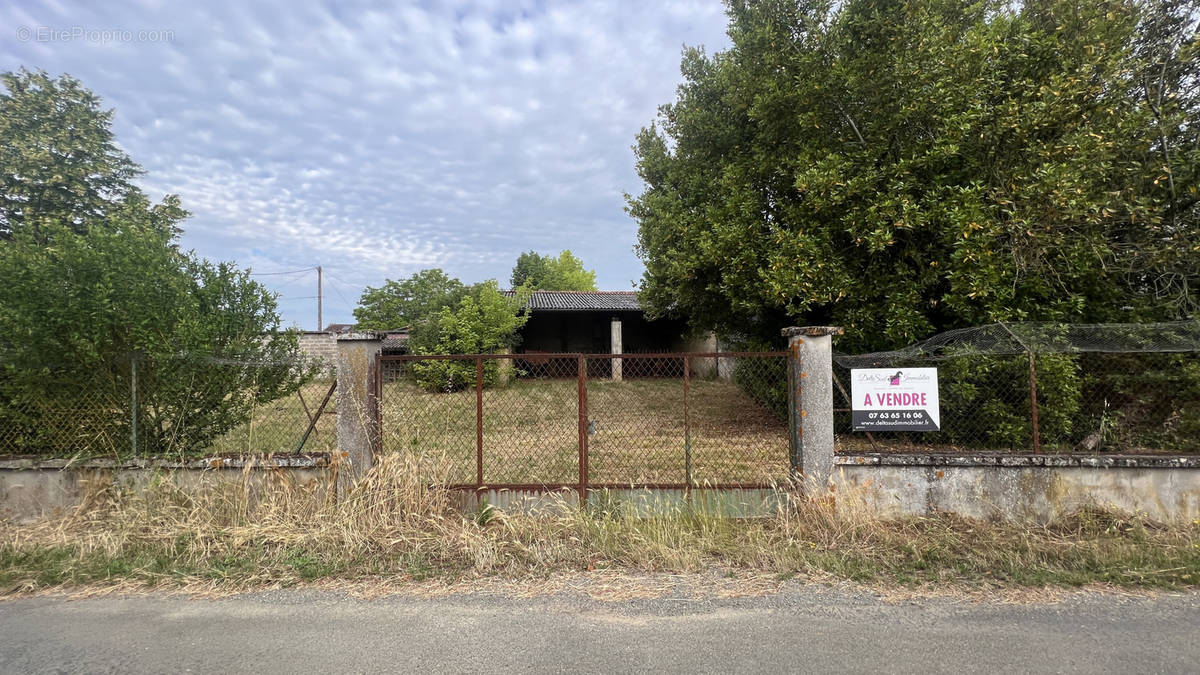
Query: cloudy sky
2,0,731,328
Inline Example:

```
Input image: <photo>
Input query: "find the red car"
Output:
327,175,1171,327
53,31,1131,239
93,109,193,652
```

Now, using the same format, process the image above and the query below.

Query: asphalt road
1,585,1198,674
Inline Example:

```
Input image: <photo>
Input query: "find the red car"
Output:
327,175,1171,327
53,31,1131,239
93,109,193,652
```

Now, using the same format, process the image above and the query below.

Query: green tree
410,282,532,391
510,251,550,288
509,250,598,291
353,268,466,330
628,0,1200,352
0,216,311,456
0,69,146,237
0,69,310,456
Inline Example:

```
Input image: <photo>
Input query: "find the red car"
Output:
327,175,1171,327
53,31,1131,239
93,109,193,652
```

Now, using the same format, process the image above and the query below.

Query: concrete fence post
336,332,384,492
782,326,843,491
610,317,623,381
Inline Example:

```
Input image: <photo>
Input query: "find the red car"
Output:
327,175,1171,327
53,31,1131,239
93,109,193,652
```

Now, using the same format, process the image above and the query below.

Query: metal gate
377,352,789,494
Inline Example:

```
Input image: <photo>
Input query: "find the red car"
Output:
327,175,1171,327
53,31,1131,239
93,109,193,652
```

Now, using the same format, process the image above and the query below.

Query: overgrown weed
1,452,1197,593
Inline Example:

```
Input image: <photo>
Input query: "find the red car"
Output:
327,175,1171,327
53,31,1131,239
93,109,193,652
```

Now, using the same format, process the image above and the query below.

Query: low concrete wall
6,452,1199,523
836,453,1200,522
0,455,331,524
448,487,788,517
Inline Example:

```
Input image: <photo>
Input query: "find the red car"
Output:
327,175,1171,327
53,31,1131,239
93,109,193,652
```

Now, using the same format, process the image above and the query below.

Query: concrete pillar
336,332,384,491
687,332,719,378
716,335,735,381
610,317,623,381
497,346,513,386
782,326,843,491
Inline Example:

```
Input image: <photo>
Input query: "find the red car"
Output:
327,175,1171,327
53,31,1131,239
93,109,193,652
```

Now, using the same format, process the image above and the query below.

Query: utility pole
317,265,323,331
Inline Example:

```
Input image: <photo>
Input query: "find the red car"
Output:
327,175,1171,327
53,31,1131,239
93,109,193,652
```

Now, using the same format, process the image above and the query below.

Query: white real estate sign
850,368,940,432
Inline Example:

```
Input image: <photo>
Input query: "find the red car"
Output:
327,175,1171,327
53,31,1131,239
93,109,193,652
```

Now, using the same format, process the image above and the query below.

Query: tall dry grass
2,451,1199,592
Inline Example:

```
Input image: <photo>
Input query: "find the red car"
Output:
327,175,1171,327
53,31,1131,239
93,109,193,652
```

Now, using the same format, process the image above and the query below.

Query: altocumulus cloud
1,0,730,327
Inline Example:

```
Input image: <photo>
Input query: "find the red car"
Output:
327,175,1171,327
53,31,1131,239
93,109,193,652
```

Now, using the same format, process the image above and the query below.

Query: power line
322,269,361,290
321,270,359,308
266,273,315,294
253,265,362,328
250,266,317,276
249,265,325,330
328,284,354,308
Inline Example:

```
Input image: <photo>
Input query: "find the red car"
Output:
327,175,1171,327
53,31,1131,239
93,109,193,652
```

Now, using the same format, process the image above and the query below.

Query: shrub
730,340,788,420
1074,353,1200,452
932,353,1081,448
0,220,313,457
410,282,530,392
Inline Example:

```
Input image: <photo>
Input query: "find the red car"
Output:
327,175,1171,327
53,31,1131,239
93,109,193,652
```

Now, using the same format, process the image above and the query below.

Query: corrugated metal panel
505,290,642,311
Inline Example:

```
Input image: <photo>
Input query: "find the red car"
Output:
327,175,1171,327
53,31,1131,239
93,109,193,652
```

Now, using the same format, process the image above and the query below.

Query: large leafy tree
0,69,145,237
353,267,533,388
0,70,308,456
353,268,467,330
628,0,1200,352
0,216,310,455
510,250,598,291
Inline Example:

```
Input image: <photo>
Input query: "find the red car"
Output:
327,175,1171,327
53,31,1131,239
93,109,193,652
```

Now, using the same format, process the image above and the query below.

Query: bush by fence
0,352,331,459
834,322,1200,453
732,349,788,420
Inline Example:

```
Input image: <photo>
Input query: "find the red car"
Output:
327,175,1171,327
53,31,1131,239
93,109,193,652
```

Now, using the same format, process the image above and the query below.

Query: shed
508,290,711,378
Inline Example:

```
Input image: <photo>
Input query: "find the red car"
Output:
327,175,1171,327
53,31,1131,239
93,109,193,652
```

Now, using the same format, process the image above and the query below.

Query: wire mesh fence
8,322,1193,467
834,322,1200,454
0,352,335,460
378,352,790,489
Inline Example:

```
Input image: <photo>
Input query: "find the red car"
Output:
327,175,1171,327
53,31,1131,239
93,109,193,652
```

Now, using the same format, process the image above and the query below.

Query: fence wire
8,321,1195,466
379,352,789,489
0,352,334,460
834,321,1200,367
834,321,1200,454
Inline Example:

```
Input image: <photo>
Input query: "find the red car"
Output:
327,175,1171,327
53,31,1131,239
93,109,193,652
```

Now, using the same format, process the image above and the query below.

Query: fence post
475,357,484,488
336,332,384,493
683,355,692,490
577,355,589,507
610,317,623,381
130,352,138,457
1028,350,1042,454
783,326,843,492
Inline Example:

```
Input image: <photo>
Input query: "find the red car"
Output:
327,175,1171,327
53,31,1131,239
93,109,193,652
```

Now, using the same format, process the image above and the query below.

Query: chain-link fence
379,352,790,489
834,322,1200,454
0,352,334,459
11,322,1192,464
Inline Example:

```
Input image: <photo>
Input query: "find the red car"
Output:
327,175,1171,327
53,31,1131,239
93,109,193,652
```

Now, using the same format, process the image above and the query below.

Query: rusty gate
376,352,790,495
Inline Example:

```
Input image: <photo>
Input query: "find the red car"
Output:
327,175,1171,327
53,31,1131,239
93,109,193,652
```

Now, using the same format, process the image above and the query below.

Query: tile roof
505,290,643,312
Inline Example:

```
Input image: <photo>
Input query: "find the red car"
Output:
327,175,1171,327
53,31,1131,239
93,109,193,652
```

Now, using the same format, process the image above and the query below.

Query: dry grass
381,377,788,485
2,450,1198,596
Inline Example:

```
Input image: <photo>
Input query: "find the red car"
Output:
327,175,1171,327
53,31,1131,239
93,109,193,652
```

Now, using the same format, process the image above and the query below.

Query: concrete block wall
297,331,339,365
